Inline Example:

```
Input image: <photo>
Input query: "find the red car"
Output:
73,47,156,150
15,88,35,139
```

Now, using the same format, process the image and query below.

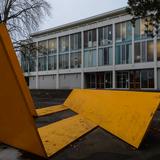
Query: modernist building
21,7,160,90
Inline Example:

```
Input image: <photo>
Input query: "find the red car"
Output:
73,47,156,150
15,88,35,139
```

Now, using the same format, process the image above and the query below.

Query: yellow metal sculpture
0,22,160,158
0,23,96,158
64,89,160,148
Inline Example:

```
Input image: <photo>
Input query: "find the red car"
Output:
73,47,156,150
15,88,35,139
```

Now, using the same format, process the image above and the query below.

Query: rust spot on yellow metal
64,89,160,148
37,105,68,117
38,115,97,157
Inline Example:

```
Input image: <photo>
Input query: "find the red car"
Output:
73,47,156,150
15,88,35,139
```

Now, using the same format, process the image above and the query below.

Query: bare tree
0,0,51,45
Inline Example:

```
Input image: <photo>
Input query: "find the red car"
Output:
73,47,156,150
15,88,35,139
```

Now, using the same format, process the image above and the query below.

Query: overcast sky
39,0,128,31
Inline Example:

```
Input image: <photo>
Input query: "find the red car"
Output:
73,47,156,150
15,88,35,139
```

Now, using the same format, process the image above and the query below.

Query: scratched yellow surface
38,115,97,157
64,89,160,148
36,105,68,116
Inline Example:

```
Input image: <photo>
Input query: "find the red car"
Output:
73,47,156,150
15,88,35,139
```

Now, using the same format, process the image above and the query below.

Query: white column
132,26,135,64
81,31,84,89
56,37,59,89
112,23,116,89
69,35,71,69
36,41,39,89
154,36,158,89
96,28,99,67
46,40,49,71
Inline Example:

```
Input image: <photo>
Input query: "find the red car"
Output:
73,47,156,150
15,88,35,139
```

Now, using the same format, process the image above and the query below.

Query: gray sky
40,0,128,30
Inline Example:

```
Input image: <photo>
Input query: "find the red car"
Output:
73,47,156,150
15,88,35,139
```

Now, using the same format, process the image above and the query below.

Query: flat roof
31,7,127,37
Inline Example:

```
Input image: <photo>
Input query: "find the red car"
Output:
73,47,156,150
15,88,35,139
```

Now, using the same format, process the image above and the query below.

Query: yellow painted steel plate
38,115,97,157
0,23,37,116
0,24,46,157
36,105,68,117
64,89,160,148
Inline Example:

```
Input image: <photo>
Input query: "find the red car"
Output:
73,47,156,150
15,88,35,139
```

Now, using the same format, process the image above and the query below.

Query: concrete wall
29,76,36,89
59,73,81,89
38,75,56,89
158,69,160,89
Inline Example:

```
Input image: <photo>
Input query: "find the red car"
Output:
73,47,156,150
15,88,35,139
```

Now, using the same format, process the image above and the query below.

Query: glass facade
116,71,129,88
115,21,132,42
99,25,112,46
48,39,57,70
29,43,37,72
115,43,132,64
84,29,97,48
48,55,56,70
99,47,112,66
59,54,69,69
21,17,158,90
70,52,81,68
157,39,160,61
134,41,154,63
48,39,57,54
38,40,47,71
134,19,153,40
70,33,81,68
84,49,96,67
71,33,81,51
59,36,69,69
85,72,112,89
115,21,132,65
59,36,69,53
21,45,29,72
116,70,154,89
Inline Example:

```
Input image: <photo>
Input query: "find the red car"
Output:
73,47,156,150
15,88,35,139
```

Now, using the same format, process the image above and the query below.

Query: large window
59,36,69,53
129,70,140,89
59,36,69,69
84,29,97,48
99,47,112,66
157,39,160,61
29,43,37,72
85,73,96,88
115,43,132,64
70,33,81,51
70,52,81,68
134,19,152,40
48,39,57,70
115,21,132,42
38,40,48,56
38,56,47,71
84,49,96,67
21,45,29,72
59,54,69,69
116,71,129,88
99,25,112,46
141,70,154,88
48,39,57,54
105,72,112,88
38,40,47,71
116,70,154,89
48,55,57,70
85,72,112,89
21,53,29,72
21,43,37,72
134,41,154,63
70,33,81,68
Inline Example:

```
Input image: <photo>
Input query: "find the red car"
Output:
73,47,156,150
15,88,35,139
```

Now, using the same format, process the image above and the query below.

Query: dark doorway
129,71,140,89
